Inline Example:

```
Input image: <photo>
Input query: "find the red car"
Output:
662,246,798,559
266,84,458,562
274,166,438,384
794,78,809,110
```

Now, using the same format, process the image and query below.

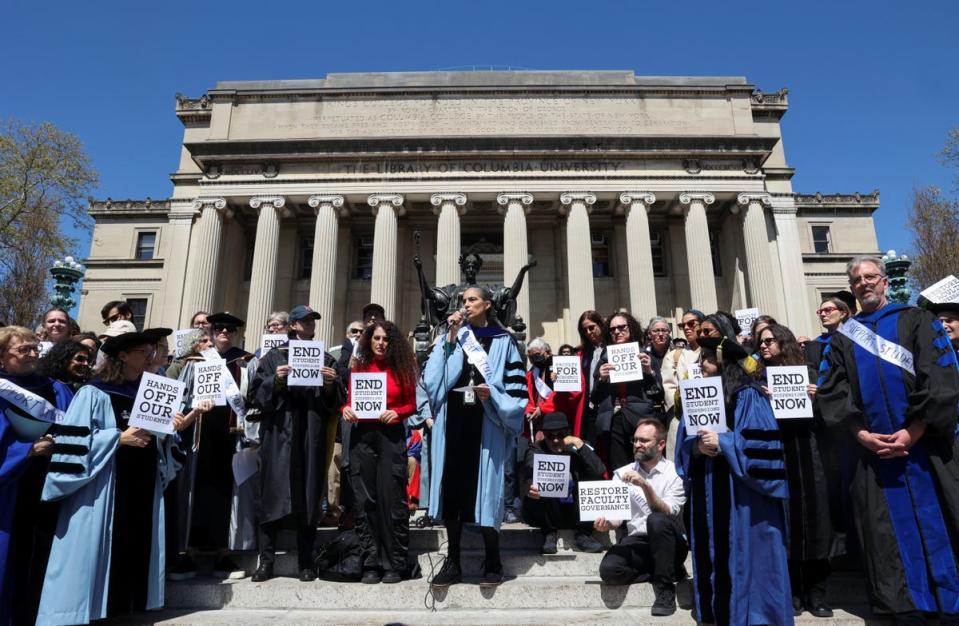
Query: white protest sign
260,333,287,355
767,365,813,419
607,342,643,383
680,376,728,436
919,275,959,307
552,356,582,393
735,308,760,335
193,360,227,406
38,341,54,358
200,347,222,361
173,329,193,358
532,453,571,498
129,372,185,435
578,480,632,522
688,364,703,379
288,340,326,387
351,372,387,419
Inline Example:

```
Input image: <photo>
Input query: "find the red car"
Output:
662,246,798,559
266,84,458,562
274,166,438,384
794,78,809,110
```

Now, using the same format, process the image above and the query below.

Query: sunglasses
760,338,778,346
816,307,839,315
546,430,570,439
681,320,700,329
214,325,237,333
349,328,363,335
609,324,629,334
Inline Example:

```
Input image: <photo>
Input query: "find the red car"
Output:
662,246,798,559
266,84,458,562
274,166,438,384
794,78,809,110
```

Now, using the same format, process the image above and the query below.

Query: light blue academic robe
422,330,527,529
36,385,177,626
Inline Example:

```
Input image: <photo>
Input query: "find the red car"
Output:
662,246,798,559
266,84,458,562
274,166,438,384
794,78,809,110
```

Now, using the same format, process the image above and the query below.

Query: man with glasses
100,300,133,326
520,412,606,555
596,418,687,617
818,256,959,625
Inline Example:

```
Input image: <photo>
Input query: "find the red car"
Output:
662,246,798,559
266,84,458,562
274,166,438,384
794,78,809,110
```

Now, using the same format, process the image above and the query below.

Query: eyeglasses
759,338,778,346
609,324,629,334
850,273,884,287
265,322,285,331
816,307,839,316
349,328,363,335
681,320,700,329
649,329,670,335
10,344,40,356
214,325,237,333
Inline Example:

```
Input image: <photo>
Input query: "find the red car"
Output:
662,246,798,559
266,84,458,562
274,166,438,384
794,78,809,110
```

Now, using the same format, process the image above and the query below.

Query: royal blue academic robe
36,383,176,626
818,304,959,615
0,407,32,626
677,382,793,626
422,327,527,529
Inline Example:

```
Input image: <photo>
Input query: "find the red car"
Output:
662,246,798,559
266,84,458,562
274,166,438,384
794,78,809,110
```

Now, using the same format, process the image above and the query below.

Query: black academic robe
250,346,344,525
818,304,959,615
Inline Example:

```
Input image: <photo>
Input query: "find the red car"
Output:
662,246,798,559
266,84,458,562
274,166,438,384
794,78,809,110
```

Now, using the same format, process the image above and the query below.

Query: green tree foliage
907,186,959,291
0,119,98,325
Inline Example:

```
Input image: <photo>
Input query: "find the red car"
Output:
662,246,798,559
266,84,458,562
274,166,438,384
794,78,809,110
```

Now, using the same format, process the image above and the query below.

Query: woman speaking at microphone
341,320,418,584
422,286,527,588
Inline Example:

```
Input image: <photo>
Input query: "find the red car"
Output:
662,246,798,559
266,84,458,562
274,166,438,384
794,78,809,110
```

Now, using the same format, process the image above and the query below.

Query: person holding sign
36,330,190,623
660,309,704,460
422,286,527,588
0,326,75,626
575,310,606,447
758,323,836,617
341,320,418,584
818,257,959,625
675,335,792,626
249,305,344,583
520,412,605,554
592,312,663,473
596,418,687,617
525,338,584,439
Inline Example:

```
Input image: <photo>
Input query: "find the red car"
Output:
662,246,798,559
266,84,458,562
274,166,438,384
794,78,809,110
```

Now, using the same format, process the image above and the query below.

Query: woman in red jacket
342,320,418,584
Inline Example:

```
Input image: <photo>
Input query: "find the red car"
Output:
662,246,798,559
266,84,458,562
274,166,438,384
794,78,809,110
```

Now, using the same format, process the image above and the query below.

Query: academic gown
421,326,527,529
250,346,344,526
676,381,793,626
0,398,33,626
817,303,959,615
36,380,177,626
0,373,73,626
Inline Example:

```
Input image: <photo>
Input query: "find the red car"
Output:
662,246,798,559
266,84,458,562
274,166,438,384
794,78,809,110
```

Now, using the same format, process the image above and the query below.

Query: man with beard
595,418,687,617
520,412,605,554
819,256,959,625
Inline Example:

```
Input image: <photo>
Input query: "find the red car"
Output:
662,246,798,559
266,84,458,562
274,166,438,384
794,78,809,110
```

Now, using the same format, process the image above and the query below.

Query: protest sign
260,333,287,355
193,360,227,406
735,308,760,335
173,329,193,358
680,377,728,436
688,364,703,379
200,347,221,361
351,372,387,419
767,365,813,419
129,372,185,435
607,342,643,383
552,356,582,392
532,453,571,498
578,480,632,522
288,340,326,387
918,275,959,310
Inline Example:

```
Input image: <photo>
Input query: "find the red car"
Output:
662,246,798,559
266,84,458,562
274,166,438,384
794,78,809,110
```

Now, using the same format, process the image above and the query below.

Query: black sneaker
382,570,402,584
792,595,804,616
298,568,316,582
805,592,833,618
167,554,197,581
430,558,462,587
541,531,558,555
573,531,604,553
480,561,504,588
651,582,677,616
212,557,246,579
361,570,382,584
251,563,273,583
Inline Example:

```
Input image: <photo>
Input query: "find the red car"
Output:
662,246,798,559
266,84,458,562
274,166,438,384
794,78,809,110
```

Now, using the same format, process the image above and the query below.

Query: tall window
135,232,156,260
650,230,668,276
354,237,374,279
299,237,313,280
709,231,723,277
591,231,612,278
127,298,148,331
811,225,832,253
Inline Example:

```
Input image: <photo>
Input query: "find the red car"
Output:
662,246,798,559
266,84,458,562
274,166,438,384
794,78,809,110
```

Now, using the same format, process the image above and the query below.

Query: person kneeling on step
521,412,606,554
596,418,687,617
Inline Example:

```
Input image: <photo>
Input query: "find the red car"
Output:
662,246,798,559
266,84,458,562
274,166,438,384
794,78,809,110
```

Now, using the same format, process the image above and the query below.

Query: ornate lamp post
882,249,912,305
49,256,86,310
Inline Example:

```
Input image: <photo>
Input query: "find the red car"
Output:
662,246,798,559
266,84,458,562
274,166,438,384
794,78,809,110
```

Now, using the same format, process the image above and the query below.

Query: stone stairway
118,523,888,625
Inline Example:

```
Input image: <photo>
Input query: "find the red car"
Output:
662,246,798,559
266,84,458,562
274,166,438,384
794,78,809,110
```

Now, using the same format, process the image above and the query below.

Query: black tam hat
541,412,570,432
100,332,156,357
206,312,245,327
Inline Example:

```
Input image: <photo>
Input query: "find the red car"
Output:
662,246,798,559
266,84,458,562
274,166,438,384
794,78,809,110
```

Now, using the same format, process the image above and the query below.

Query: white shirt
613,458,686,537
661,347,701,411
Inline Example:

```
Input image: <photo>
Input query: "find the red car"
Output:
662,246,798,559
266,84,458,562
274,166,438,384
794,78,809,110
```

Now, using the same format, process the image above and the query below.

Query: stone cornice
795,190,880,208
175,93,212,124
750,88,788,119
88,198,171,216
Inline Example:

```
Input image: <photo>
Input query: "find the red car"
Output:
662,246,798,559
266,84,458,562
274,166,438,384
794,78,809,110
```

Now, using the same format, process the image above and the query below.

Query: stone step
111,606,885,625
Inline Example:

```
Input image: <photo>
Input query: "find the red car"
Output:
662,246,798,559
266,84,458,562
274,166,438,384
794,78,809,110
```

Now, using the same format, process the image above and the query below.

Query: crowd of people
1,256,958,626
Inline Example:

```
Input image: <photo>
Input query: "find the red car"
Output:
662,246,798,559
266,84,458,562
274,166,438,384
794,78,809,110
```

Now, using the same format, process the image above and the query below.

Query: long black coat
250,347,345,525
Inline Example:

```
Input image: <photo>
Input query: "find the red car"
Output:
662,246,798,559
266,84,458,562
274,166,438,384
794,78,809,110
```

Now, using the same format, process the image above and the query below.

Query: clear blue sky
3,0,957,261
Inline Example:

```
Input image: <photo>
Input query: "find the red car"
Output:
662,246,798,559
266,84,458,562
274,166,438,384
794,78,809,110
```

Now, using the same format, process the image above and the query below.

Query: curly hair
36,339,92,383
603,311,644,345
353,320,419,390
758,323,805,367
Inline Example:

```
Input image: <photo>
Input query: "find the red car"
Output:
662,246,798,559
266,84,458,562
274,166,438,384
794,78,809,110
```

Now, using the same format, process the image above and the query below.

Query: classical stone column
431,193,468,286
183,197,229,321
737,193,779,317
497,193,534,326
560,192,596,340
244,196,287,351
307,194,346,344
368,194,405,320
679,192,718,312
619,192,658,323
772,202,814,335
